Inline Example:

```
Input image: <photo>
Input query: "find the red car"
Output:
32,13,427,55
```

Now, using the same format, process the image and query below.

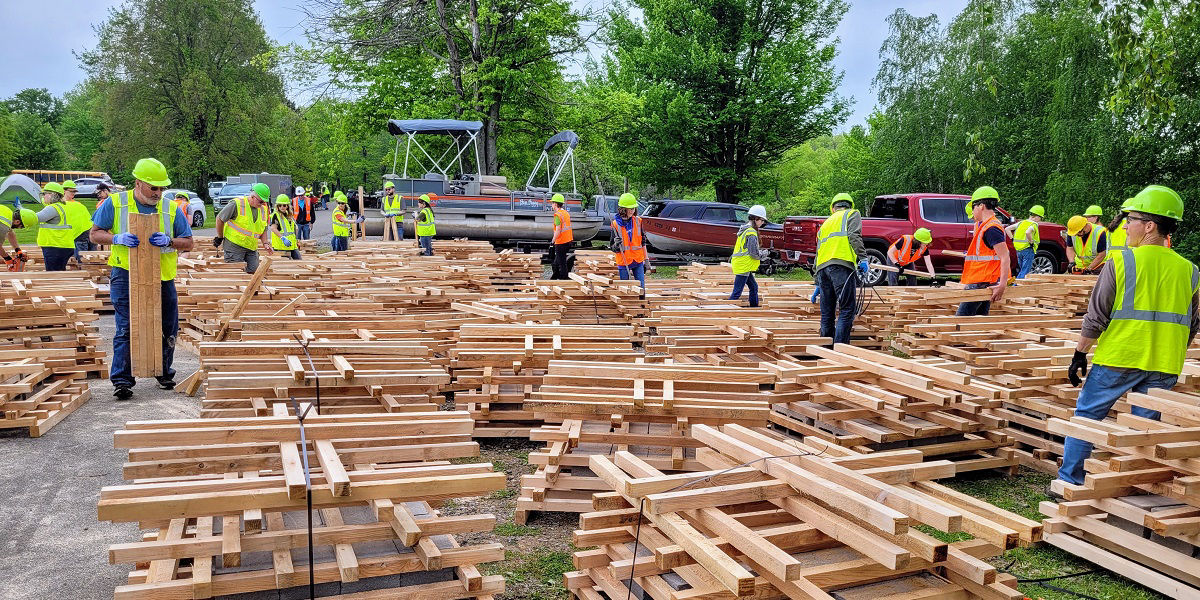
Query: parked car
163,189,207,228
207,180,226,202
72,176,116,198
780,193,1069,286
640,200,785,257
213,183,253,212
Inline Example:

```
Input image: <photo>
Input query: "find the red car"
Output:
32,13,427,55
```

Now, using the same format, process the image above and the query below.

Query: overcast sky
2,0,967,130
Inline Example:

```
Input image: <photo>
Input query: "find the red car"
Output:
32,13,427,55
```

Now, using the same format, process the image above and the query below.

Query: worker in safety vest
610,193,647,290
1005,205,1043,279
88,157,195,400
886,228,935,286
270,194,300,259
729,204,771,307
1066,215,1108,274
415,194,436,256
331,192,360,252
172,191,189,218
1054,185,1199,489
62,179,94,267
814,193,868,345
213,182,274,273
292,186,316,240
550,193,573,279
957,186,1011,316
34,182,77,271
1105,197,1135,261
380,181,404,241
1083,204,1103,225
1,207,36,271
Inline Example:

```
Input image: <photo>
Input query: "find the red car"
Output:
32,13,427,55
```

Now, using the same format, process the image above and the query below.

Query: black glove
1068,350,1088,387
897,266,906,275
212,236,224,249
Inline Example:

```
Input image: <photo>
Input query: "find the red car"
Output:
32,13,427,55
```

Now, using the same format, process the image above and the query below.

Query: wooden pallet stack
450,323,638,437
0,272,105,436
1041,405,1200,599
514,359,776,523
567,423,1039,600
647,309,836,356
99,410,506,599
572,249,619,279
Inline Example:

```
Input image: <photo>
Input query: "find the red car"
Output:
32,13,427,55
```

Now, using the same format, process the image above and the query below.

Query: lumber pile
572,248,619,278
99,410,507,599
0,272,104,436
566,423,1040,600
1039,408,1200,598
514,359,776,523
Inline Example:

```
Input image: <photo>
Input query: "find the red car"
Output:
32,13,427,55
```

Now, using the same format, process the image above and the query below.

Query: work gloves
112,233,139,247
858,260,870,276
809,287,821,304
149,232,171,248
356,216,366,223
212,236,225,249
1068,350,1089,387
897,266,906,275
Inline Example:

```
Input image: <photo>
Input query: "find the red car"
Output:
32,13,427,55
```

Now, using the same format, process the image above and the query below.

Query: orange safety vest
887,235,926,266
962,216,1005,285
612,216,646,266
553,207,574,244
293,195,315,223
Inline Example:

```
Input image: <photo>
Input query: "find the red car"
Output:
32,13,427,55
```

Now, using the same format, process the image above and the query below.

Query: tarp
0,174,44,207
387,119,483,136
543,130,579,151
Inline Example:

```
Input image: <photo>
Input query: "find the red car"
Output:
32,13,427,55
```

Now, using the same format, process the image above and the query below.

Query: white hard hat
748,205,768,220
296,186,305,195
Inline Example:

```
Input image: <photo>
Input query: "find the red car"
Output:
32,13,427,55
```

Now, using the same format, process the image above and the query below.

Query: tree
3,88,64,127
58,82,106,170
604,0,849,204
10,112,65,169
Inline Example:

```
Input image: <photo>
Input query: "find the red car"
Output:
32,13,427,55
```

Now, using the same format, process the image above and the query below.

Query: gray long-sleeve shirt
1081,258,1200,346
737,223,770,259
816,210,867,272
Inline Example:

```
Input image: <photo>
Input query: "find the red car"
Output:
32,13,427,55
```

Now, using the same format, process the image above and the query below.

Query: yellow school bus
9,169,110,186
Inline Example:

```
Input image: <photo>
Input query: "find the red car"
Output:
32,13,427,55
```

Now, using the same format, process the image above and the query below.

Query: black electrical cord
999,558,1104,600
289,396,317,600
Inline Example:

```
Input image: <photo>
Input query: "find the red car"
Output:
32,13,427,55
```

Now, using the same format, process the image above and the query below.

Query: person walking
213,182,273,273
380,181,405,241
88,157,194,399
815,193,868,345
610,193,647,290
1006,205,1044,279
729,205,771,307
270,194,301,259
957,186,1011,316
1055,185,1198,489
886,228,936,286
34,182,77,271
549,193,573,279
415,194,436,256
292,186,316,240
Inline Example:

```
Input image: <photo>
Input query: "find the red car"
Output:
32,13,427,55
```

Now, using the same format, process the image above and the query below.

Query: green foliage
492,521,536,535
485,549,574,600
603,0,849,204
11,112,64,170
3,89,64,127
58,83,107,170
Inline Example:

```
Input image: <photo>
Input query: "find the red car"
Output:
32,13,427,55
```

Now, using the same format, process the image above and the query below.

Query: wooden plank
128,212,162,378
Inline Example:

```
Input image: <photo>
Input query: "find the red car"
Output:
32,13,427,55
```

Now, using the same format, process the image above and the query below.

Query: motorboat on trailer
375,119,602,246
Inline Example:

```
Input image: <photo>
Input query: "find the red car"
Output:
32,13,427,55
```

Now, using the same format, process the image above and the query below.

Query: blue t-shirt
92,197,193,239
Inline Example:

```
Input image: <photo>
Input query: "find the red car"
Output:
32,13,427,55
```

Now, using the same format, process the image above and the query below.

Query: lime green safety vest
416,207,436,237
1106,219,1127,262
1093,245,1198,375
65,200,93,239
37,203,75,248
332,207,350,237
225,197,266,251
1013,219,1040,252
0,205,12,230
271,214,297,251
106,191,178,281
731,226,760,275
1072,225,1107,268
815,209,858,270
382,193,404,220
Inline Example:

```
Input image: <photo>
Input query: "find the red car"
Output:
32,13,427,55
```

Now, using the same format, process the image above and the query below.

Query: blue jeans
419,236,434,256
74,235,92,263
816,264,856,345
956,282,995,316
296,223,311,240
1058,365,1173,484
110,268,179,388
729,273,759,307
41,247,74,271
618,261,645,288
1016,248,1034,279
331,235,348,252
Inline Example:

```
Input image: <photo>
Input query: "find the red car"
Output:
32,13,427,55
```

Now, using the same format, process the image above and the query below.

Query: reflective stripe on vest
1072,225,1106,267
1013,219,1039,251
1093,245,1198,375
887,235,925,266
815,209,858,270
1106,220,1127,261
37,203,76,248
225,197,266,250
553,207,574,244
0,205,12,229
271,215,297,250
612,217,645,266
106,191,178,281
731,226,760,274
961,217,1004,284
332,208,350,237
416,207,436,237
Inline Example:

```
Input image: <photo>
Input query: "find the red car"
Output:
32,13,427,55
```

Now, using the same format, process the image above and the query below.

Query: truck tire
192,210,204,228
862,248,887,287
1032,250,1059,275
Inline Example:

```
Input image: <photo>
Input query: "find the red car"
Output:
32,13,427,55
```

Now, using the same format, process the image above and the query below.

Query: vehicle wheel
1032,250,1058,275
862,248,887,287
192,210,204,228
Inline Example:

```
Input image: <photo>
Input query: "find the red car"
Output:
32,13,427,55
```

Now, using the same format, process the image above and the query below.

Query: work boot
156,377,176,390
113,386,133,400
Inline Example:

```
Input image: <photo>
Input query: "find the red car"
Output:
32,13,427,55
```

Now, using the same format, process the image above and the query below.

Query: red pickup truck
779,193,1069,285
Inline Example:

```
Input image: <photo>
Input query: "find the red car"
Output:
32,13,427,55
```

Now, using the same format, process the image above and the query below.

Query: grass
493,522,537,536
488,487,518,499
483,549,575,600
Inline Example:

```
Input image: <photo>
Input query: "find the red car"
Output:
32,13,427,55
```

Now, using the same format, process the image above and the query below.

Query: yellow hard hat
1066,215,1088,236
132,158,171,186
913,228,932,244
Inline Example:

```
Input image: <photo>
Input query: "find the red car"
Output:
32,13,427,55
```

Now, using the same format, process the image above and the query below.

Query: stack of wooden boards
567,424,1040,600
98,410,507,599
0,271,105,436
